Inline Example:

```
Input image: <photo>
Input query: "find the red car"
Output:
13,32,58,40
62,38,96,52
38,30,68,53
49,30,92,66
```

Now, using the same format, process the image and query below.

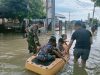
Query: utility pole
92,2,96,25
68,11,70,27
51,0,55,35
46,0,55,35
68,11,70,22
88,13,90,25
46,0,48,32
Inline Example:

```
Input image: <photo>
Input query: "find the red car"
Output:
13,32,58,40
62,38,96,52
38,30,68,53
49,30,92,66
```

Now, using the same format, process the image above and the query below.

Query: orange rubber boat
25,44,69,75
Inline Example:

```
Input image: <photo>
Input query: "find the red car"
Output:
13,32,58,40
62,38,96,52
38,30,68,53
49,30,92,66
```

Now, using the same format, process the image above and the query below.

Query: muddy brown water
0,28,100,75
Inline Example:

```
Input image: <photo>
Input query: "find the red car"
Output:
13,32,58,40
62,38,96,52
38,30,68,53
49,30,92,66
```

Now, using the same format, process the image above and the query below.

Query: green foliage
95,0,100,6
0,0,28,22
91,0,100,7
28,0,46,19
89,18,99,25
0,0,46,21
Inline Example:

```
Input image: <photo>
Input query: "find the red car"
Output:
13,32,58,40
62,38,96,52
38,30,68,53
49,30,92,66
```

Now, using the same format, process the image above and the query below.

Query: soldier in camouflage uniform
27,24,40,54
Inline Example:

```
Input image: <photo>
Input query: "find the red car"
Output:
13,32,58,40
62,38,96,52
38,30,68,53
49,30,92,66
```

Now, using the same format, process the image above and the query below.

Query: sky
55,0,100,21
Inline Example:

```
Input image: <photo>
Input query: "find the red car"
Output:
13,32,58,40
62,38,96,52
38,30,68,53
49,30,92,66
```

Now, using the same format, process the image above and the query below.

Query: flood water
0,28,100,75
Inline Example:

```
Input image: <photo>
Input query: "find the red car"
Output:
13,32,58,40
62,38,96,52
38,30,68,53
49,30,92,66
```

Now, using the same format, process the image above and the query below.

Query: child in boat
61,34,68,46
36,36,66,62
58,38,68,56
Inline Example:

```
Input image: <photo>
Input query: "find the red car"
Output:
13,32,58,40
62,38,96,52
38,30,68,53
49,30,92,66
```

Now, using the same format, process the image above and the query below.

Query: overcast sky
55,0,100,21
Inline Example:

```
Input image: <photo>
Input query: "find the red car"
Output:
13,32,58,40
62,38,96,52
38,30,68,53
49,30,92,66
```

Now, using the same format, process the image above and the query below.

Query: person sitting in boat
36,36,66,62
61,34,68,45
58,38,68,56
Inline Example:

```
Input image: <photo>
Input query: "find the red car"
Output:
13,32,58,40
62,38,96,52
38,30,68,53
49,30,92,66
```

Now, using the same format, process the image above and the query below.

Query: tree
0,0,46,22
0,0,28,22
91,0,100,7
28,0,46,19
89,18,99,25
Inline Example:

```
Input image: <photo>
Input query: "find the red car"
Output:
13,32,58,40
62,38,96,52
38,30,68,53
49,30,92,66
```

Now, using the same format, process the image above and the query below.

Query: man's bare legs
74,56,79,64
81,59,86,68
74,56,86,68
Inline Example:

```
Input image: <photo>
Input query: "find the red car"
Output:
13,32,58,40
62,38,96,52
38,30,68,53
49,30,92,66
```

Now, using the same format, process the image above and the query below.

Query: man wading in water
67,21,92,68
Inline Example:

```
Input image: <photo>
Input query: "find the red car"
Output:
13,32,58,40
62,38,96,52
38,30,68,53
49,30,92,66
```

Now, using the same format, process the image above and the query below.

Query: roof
55,13,66,19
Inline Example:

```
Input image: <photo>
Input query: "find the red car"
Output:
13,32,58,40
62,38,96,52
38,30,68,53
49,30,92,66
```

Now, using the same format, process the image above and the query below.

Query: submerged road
0,27,100,75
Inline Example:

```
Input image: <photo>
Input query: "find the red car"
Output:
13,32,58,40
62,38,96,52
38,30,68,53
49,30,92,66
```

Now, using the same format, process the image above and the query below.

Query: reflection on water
73,64,88,75
0,28,100,75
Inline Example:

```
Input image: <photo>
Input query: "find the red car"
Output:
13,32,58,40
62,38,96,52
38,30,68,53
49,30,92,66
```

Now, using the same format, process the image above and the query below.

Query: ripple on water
58,63,73,75
0,63,24,73
86,61,97,70
0,63,19,69
89,55,100,61
95,69,100,75
0,55,14,59
0,72,23,75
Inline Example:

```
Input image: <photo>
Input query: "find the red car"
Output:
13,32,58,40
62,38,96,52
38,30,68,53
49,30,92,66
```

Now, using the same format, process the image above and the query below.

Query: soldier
27,24,40,54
